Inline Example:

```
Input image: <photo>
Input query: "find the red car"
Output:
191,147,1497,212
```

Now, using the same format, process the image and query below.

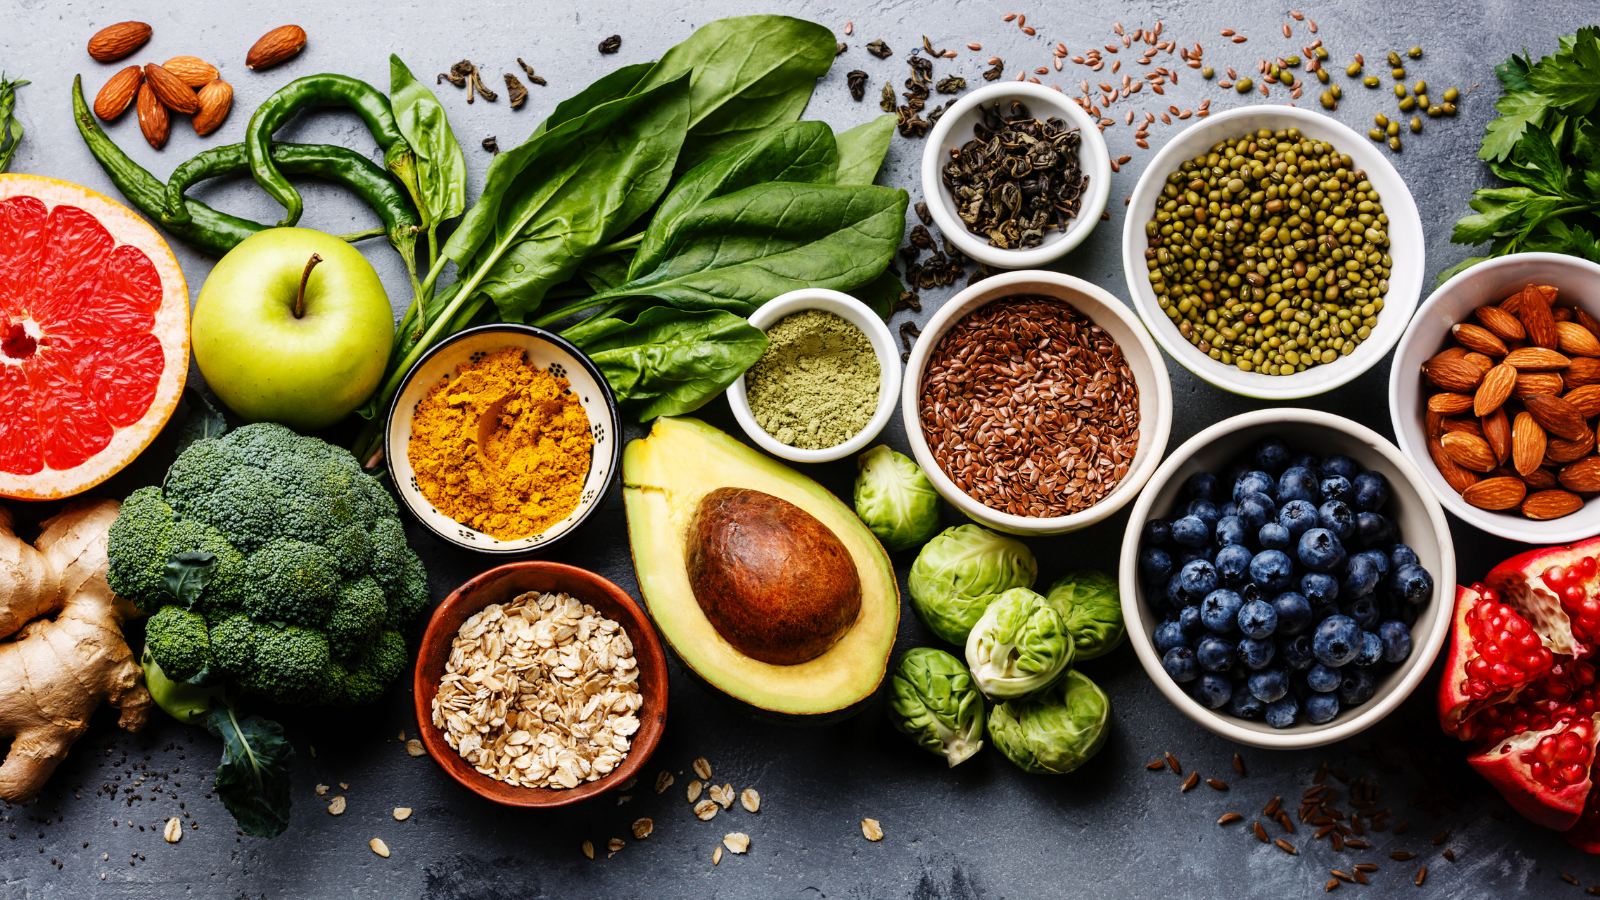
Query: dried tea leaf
867,39,892,59
504,74,528,109
599,35,621,54
847,70,868,101
879,82,896,112
516,58,547,86
936,76,967,94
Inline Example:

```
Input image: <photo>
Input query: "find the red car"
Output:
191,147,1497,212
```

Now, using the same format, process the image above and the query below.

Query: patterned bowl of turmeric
384,324,621,556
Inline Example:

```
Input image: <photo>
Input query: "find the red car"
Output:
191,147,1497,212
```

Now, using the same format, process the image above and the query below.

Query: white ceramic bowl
384,324,621,556
920,81,1112,270
1390,251,1600,544
1118,409,1457,750
901,269,1172,536
726,288,902,463
1120,104,1424,400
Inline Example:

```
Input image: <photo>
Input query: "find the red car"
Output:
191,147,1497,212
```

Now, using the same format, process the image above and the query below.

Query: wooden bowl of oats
413,561,669,807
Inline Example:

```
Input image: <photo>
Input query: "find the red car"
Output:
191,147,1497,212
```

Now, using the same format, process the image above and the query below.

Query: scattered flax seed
693,758,713,780
687,780,703,803
712,845,723,866
393,808,412,821
861,818,884,841
1431,829,1450,845
1253,822,1270,843
1564,874,1580,885
1264,797,1282,816
1354,871,1369,885
1218,813,1243,825
694,800,718,821
655,771,674,794
740,789,761,813
1332,870,1353,883
1442,849,1457,863
1330,768,1350,784
1415,867,1427,886
1207,779,1228,791
1283,23,1292,38
369,838,390,858
1276,839,1298,855
1394,822,1411,835
1390,852,1416,861
968,43,982,51
722,833,750,854
1310,21,1318,32
844,22,853,35
327,796,346,816
1181,772,1200,792
1221,29,1235,36
1146,759,1165,770
1354,864,1379,874
1345,840,1370,850
1325,880,1340,892
632,818,653,839
1003,13,1017,22
1233,36,1248,43
1023,27,1036,35
1315,763,1328,784
1291,9,1304,19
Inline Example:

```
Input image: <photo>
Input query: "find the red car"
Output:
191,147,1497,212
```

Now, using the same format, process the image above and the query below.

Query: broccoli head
110,423,431,712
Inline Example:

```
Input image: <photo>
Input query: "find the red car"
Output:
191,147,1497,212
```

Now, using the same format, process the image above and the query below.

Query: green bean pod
245,74,410,227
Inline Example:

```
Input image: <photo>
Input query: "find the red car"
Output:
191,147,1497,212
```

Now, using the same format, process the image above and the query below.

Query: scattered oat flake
314,784,329,796
397,730,406,741
711,783,735,809
608,838,626,852
723,832,750,854
163,818,182,843
620,775,638,791
370,838,390,858
655,771,675,794
340,782,349,790
406,739,426,757
632,818,653,839
741,788,760,813
582,840,595,859
393,808,412,821
693,757,713,780
862,818,884,841
713,845,723,866
695,799,719,821
687,780,704,803
617,794,633,805
328,796,347,816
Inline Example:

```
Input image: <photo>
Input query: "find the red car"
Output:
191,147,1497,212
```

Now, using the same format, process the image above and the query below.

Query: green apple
193,228,393,431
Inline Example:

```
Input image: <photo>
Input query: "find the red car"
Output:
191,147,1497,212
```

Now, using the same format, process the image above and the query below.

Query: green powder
745,310,881,449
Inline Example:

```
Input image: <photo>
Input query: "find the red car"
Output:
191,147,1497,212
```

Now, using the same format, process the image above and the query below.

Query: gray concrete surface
3,0,1599,896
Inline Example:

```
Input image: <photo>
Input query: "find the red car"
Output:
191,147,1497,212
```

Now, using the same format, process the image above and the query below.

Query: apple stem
295,254,322,319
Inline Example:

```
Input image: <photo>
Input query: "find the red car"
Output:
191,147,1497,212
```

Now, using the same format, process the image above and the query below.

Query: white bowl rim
1119,103,1425,400
920,81,1113,270
1389,250,1600,544
900,268,1173,533
725,288,903,463
1117,407,1458,750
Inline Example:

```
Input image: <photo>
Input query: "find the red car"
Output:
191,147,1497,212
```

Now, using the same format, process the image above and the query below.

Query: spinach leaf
584,306,769,419
389,56,467,235
633,15,837,170
205,706,294,838
578,252,635,293
175,387,228,456
589,182,908,315
537,62,656,138
855,267,907,320
0,73,24,173
162,550,217,610
631,120,839,276
834,115,896,185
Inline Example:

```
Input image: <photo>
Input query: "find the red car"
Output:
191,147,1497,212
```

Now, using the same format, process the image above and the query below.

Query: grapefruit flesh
0,175,188,500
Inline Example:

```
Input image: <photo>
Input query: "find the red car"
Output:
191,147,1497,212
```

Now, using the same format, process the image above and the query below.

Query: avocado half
623,417,899,723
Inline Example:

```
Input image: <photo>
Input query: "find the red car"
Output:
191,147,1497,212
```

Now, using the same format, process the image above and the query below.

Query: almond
1474,364,1517,417
1462,352,1495,374
1566,357,1600,390
162,56,219,90
1429,347,1469,365
1546,428,1596,464
1565,384,1600,419
1422,357,1484,392
1515,372,1566,398
192,79,233,136
1504,347,1572,371
1577,307,1600,342
1525,393,1591,441
87,21,151,62
1441,417,1485,438
1555,306,1576,323
1428,435,1480,494
93,65,143,121
136,82,169,150
144,63,199,115
1500,286,1556,314
1462,476,1527,511
1440,431,1498,473
1426,409,1445,438
1519,283,1561,349
1513,412,1548,476
1475,305,1527,342
1559,457,1600,493
1524,467,1560,492
1427,392,1474,415
1523,489,1585,520
1453,322,1508,357
247,25,308,70
1558,321,1600,358
1483,408,1512,464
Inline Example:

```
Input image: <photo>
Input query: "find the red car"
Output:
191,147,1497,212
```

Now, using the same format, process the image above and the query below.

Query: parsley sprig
0,72,27,173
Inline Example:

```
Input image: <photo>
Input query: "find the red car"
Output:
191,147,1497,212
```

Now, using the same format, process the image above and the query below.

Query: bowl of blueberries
1117,408,1456,749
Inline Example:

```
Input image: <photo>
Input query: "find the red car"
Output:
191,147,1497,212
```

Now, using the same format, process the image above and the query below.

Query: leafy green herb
389,56,467,277
205,705,295,838
833,115,896,185
162,550,218,610
579,306,769,419
0,73,27,173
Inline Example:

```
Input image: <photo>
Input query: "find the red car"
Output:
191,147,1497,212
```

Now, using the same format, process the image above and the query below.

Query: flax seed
1563,874,1580,885
1182,772,1200,792
1207,779,1228,791
1415,867,1426,886
1283,23,1293,38
1326,880,1340,892
1253,822,1270,843
1218,813,1243,825
1443,849,1456,862
1332,870,1353,883
1354,870,1368,885
1391,852,1416,861
1146,759,1165,770
1276,839,1298,855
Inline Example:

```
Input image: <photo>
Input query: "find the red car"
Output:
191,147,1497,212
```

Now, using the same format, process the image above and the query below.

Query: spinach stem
335,226,389,242
530,294,610,327
593,232,644,256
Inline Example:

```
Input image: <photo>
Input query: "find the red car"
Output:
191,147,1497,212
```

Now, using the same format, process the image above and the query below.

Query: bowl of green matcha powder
728,288,901,463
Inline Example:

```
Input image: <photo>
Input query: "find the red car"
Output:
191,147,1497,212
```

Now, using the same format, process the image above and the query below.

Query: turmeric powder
408,348,593,540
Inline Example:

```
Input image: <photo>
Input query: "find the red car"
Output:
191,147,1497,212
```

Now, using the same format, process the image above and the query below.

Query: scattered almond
1514,413,1549,476
723,832,750,854
94,66,143,121
163,56,219,89
740,788,760,813
861,818,884,841
1462,476,1526,511
135,83,169,149
632,818,653,839
393,807,412,821
1475,305,1526,342
369,838,390,858
88,21,152,62
1525,394,1591,441
1440,431,1497,473
192,79,233,136
327,795,346,815
1524,489,1585,520
144,63,199,114
247,25,308,70
163,817,182,843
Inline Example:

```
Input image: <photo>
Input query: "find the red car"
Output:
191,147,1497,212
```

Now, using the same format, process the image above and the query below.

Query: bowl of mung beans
1121,105,1424,400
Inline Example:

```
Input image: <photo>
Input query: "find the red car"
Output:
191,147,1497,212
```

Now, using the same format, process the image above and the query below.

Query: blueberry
1273,592,1314,636
1277,466,1320,504
1288,453,1319,473
1341,552,1381,598
1142,518,1172,546
1378,620,1413,664
1234,471,1277,502
1238,599,1279,639
1249,668,1289,703
1279,499,1320,537
1393,564,1434,606
1254,437,1292,474
1178,559,1219,604
1318,500,1355,541
1307,663,1342,693
1201,589,1244,633
1359,548,1392,583
1186,471,1221,501
1313,615,1363,667
1320,455,1360,481
1140,546,1174,585
1215,515,1249,546
1337,667,1377,707
1214,544,1254,586
1165,573,1185,608
1390,543,1420,571
1305,692,1341,724
1171,515,1210,548
1342,595,1380,629
1186,499,1221,529
1301,571,1340,605
1352,471,1390,512
1154,620,1189,653
1280,633,1316,671
1264,694,1301,728
1238,636,1276,669
1250,549,1294,592
1320,475,1354,505
1163,646,1200,682
1352,631,1383,667
1194,673,1233,709
1354,512,1394,548
1230,690,1267,719
1297,528,1347,572
1237,493,1278,530
1220,501,1240,518
1177,547,1215,566
1196,635,1236,672
1258,523,1292,550
1178,606,1204,639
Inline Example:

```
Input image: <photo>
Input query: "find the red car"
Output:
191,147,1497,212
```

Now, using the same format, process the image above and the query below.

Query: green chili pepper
246,74,411,227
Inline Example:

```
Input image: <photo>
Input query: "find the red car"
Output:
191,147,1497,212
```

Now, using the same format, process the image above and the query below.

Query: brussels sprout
965,587,1074,699
853,446,942,552
909,525,1038,645
1046,570,1126,661
887,648,985,766
987,669,1111,774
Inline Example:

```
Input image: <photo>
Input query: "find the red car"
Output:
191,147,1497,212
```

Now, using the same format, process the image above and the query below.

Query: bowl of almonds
1391,251,1600,543
413,561,668,807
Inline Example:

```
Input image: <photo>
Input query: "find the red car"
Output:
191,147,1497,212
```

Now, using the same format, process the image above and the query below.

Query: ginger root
0,498,150,800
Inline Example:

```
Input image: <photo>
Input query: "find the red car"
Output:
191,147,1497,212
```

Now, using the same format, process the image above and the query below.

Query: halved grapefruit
0,174,188,500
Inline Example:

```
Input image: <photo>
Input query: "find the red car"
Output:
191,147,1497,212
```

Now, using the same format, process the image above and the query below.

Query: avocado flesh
623,417,899,719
